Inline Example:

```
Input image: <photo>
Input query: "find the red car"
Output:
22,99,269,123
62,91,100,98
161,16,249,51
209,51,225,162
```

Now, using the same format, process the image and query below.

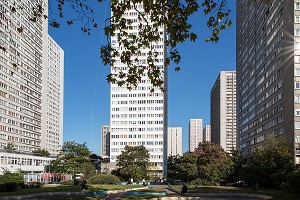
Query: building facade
41,35,64,155
210,71,236,153
203,125,211,142
0,1,63,156
101,125,110,157
236,0,300,162
167,127,182,156
189,119,203,151
109,3,168,176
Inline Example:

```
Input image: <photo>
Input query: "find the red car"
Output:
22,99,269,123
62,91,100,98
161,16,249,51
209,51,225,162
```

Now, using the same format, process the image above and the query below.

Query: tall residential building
167,127,182,156
0,1,63,157
203,125,211,142
101,125,110,157
236,0,300,162
210,71,236,153
0,0,48,152
41,35,64,155
109,3,168,176
189,119,203,151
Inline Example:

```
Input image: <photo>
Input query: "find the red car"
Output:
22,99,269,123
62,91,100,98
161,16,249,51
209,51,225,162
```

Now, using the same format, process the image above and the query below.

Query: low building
0,150,54,175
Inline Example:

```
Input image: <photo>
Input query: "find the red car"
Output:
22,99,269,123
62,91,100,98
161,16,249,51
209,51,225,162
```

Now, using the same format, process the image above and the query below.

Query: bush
191,178,215,186
73,178,80,186
60,179,73,186
287,169,300,193
26,182,44,188
88,174,120,184
0,172,24,192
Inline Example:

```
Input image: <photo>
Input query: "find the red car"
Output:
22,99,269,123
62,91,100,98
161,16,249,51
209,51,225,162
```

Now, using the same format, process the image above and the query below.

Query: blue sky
48,1,236,154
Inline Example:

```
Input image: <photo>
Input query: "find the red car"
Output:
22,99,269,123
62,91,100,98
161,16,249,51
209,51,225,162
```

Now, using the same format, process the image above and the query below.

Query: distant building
101,126,110,157
203,125,211,142
189,119,203,151
167,127,182,156
210,71,236,153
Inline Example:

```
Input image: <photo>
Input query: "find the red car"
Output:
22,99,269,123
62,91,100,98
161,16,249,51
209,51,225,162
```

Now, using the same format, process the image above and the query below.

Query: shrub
88,174,120,184
287,169,300,193
0,172,24,192
26,182,44,188
73,178,80,186
60,179,73,186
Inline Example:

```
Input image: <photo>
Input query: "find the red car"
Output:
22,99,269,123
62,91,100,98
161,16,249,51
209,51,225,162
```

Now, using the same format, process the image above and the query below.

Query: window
296,55,300,63
296,109,300,116
296,82,300,89
296,95,300,103
296,68,300,76
296,122,300,129
296,16,300,23
296,2,300,10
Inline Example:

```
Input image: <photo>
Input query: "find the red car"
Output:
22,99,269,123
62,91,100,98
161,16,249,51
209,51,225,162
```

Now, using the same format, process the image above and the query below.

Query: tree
116,145,150,181
195,142,233,183
241,136,295,188
1,0,233,90
32,149,50,157
49,141,95,178
3,142,16,152
176,152,198,181
167,155,180,179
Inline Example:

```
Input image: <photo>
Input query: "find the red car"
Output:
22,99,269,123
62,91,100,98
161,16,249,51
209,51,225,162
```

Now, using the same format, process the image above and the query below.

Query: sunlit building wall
210,71,236,153
167,127,182,156
41,35,64,156
189,119,203,151
109,3,168,176
203,125,211,142
237,0,300,163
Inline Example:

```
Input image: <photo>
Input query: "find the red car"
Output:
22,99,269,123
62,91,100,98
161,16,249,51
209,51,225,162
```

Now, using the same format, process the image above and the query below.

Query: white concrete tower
211,71,236,153
40,35,64,156
203,125,211,142
189,119,203,152
167,127,182,156
109,3,167,177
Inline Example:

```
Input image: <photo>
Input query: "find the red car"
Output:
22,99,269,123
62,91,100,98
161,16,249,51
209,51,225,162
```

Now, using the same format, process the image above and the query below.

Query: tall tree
195,142,233,183
49,141,95,178
116,145,150,181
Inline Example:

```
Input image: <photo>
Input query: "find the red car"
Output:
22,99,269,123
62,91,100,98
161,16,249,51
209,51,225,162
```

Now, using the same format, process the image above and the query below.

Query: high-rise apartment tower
101,125,110,157
167,127,182,156
237,0,300,162
41,35,64,155
203,125,211,142
109,3,168,176
210,71,236,153
189,119,203,151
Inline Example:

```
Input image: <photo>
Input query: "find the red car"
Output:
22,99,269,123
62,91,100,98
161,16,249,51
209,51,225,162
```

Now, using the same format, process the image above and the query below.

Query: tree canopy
1,0,233,91
116,145,150,181
49,141,95,178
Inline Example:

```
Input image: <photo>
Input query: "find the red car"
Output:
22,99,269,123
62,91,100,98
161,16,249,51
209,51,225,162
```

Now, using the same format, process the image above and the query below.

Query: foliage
241,136,295,189
88,174,120,185
175,152,198,181
167,155,180,179
0,172,24,192
287,168,300,193
1,0,233,90
225,150,247,183
116,145,150,181
49,141,95,178
195,142,233,183
32,149,50,157
3,142,16,151
59,179,74,186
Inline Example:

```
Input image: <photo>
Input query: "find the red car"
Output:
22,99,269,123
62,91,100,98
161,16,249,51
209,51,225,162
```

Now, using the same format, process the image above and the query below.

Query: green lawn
171,185,300,200
0,184,144,196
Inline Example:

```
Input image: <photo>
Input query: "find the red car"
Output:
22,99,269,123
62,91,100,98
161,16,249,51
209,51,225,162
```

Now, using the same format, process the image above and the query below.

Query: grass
86,184,144,192
171,185,300,200
0,185,81,196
